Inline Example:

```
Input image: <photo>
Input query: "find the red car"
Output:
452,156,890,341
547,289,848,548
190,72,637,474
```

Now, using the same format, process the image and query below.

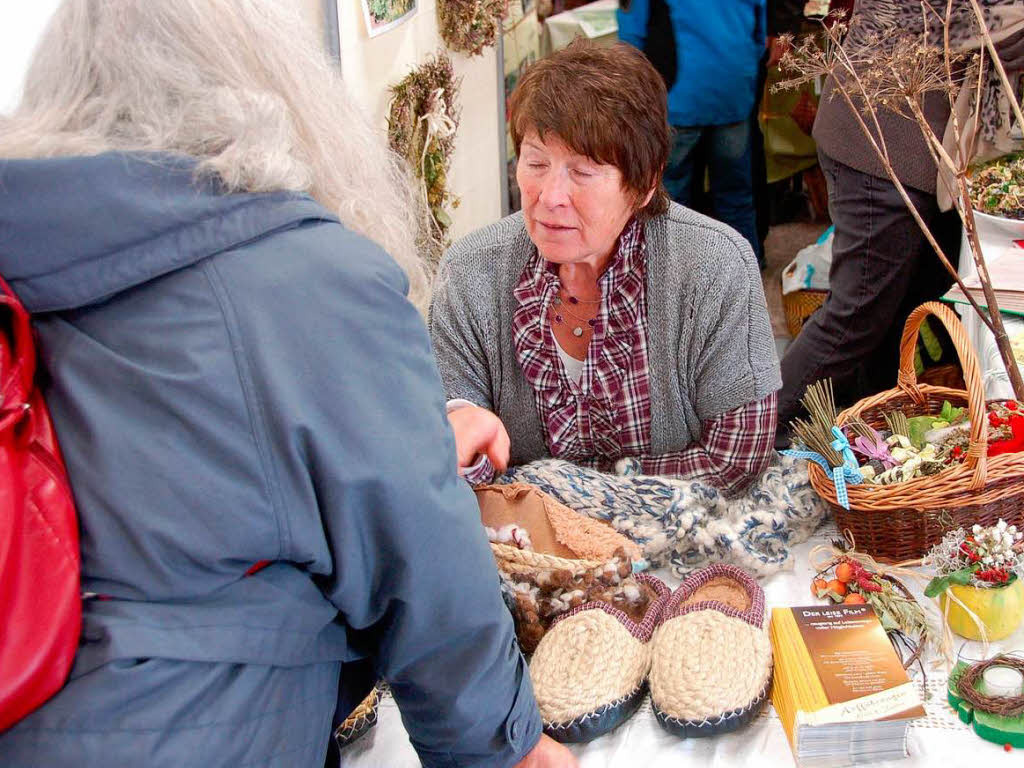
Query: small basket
782,288,827,338
476,483,642,577
807,302,1024,562
476,483,644,653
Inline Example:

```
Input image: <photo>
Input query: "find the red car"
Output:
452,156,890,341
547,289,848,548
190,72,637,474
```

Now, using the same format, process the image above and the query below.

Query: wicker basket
476,483,643,577
807,301,1024,562
782,288,828,338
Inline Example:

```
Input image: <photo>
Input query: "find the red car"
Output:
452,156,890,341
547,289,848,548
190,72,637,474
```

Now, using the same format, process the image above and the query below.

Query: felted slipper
528,573,670,743
648,564,772,738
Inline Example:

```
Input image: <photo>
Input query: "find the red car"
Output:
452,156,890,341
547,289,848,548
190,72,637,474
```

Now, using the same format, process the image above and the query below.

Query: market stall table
337,519,1024,767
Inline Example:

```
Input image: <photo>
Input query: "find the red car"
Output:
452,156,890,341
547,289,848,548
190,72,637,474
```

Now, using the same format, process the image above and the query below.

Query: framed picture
360,0,417,38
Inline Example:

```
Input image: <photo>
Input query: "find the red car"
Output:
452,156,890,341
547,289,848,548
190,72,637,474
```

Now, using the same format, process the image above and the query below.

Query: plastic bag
782,226,833,295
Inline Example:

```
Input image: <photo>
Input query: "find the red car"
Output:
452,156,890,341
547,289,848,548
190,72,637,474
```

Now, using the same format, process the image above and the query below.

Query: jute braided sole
530,574,669,743
543,682,648,744
652,673,772,739
334,684,382,750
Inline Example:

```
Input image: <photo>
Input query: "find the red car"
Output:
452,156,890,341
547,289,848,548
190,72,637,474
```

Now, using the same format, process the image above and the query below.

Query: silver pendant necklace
551,292,598,337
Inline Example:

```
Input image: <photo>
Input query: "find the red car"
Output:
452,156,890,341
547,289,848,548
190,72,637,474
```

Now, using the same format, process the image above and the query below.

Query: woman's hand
513,734,578,768
446,405,510,474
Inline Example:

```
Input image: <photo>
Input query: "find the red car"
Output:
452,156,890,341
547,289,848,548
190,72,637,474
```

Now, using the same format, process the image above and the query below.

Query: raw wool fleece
496,454,828,578
497,548,645,654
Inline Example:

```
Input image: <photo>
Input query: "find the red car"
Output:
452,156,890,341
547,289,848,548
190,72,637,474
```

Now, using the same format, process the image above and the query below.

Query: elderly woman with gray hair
0,2,575,767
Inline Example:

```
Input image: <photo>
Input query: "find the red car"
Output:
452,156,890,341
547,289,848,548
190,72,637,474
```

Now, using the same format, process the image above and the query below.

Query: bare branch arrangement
776,0,1024,399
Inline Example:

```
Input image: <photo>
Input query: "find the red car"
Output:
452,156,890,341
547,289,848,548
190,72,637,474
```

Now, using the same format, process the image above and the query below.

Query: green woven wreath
387,52,461,263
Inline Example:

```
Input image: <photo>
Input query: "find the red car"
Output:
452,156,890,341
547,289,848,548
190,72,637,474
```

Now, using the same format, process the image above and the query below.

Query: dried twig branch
776,4,1024,400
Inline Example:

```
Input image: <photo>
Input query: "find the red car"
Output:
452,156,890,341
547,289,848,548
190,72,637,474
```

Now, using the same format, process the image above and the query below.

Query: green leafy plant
970,153,1024,220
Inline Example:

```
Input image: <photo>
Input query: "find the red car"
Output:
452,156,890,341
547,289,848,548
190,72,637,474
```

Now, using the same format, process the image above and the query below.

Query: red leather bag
0,275,81,732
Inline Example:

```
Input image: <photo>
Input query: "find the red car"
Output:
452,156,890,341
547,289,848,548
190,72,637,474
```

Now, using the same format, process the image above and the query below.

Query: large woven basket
782,288,827,338
807,302,1024,562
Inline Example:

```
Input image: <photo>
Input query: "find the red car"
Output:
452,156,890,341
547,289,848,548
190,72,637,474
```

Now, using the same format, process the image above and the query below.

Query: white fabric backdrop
0,2,62,114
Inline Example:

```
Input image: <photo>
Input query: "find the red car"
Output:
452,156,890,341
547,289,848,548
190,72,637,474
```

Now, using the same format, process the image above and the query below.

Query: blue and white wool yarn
495,453,829,578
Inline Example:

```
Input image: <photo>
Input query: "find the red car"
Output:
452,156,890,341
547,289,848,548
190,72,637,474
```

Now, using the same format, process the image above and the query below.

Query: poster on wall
360,0,417,38
502,3,539,212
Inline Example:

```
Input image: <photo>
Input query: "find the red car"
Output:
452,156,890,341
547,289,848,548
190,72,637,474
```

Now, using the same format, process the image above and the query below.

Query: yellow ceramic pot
940,576,1024,641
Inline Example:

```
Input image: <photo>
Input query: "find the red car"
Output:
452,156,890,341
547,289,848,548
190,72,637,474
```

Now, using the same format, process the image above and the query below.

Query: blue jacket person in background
0,2,576,767
617,0,766,262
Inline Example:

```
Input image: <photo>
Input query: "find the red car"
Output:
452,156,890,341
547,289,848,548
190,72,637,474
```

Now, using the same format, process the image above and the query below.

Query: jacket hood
0,152,336,312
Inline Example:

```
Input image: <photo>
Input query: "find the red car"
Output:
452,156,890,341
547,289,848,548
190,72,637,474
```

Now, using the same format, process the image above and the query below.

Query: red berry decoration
857,577,883,593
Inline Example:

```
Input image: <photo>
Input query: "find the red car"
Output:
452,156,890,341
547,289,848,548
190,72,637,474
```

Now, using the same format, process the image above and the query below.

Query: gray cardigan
429,203,781,467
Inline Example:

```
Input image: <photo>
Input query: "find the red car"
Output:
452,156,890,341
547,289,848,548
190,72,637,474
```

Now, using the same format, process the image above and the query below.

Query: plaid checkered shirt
458,219,777,495
503,217,774,495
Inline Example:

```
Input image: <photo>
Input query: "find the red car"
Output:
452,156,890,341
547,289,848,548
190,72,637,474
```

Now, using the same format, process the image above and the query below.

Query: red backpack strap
0,273,82,732
0,275,35,411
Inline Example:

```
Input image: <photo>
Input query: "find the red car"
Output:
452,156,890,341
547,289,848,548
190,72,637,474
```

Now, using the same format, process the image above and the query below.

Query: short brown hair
508,39,670,221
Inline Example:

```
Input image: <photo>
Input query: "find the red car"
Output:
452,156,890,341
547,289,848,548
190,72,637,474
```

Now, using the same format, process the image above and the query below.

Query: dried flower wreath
387,52,462,264
437,0,508,57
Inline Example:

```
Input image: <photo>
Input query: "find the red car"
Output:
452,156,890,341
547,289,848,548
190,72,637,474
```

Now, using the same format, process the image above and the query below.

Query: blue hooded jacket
617,0,767,127
0,152,540,767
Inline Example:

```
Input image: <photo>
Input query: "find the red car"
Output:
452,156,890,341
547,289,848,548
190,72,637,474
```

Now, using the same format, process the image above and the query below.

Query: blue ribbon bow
782,427,863,510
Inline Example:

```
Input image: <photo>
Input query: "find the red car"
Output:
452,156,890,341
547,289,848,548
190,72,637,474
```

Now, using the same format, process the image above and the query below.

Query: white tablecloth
338,520,1024,767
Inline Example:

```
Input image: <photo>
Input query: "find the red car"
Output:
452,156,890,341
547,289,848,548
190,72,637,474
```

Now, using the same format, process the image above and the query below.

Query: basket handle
896,301,987,489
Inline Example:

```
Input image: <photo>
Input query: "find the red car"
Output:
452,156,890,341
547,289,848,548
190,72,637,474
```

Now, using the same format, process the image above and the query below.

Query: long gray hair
0,0,430,309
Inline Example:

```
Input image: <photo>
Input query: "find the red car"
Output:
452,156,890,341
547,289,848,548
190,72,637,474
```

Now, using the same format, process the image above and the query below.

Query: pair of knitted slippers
530,563,772,743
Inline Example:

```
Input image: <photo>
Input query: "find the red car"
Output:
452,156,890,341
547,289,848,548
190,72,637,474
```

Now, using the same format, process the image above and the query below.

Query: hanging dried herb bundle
438,0,507,57
387,52,461,264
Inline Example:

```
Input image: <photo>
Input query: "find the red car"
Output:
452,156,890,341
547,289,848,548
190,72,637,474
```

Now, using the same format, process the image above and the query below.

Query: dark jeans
778,152,962,426
665,121,762,262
